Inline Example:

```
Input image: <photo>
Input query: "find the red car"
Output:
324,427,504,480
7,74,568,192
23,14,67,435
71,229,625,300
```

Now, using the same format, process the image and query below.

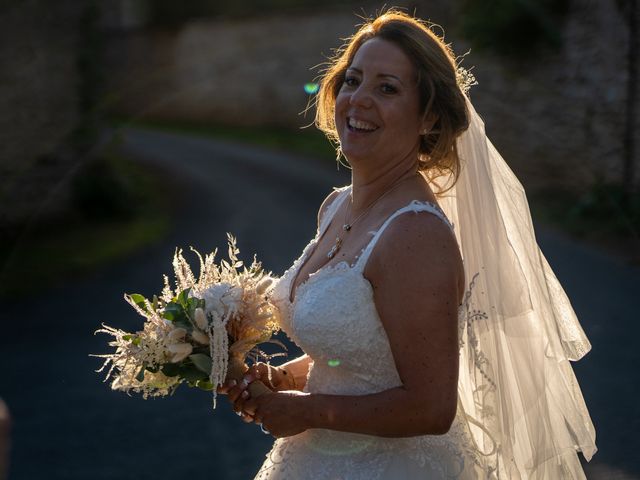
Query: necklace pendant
343,224,351,231
327,236,342,259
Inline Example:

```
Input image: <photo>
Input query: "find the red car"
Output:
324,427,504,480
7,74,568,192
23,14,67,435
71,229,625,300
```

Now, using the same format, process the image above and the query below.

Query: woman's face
335,37,427,168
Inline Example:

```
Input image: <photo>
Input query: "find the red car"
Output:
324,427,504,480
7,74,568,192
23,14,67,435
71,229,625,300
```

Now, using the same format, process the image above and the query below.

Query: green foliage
0,151,171,298
459,0,570,56
71,154,140,221
567,182,640,236
147,0,360,26
159,288,203,330
196,379,214,391
128,294,149,312
179,364,209,383
189,353,213,374
530,181,640,250
162,363,181,377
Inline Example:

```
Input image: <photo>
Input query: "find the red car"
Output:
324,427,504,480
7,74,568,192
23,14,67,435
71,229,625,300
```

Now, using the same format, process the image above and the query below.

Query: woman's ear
419,112,438,135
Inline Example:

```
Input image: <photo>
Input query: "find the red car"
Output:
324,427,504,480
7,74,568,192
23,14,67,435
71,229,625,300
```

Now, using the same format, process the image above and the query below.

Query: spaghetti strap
318,186,350,236
354,200,454,272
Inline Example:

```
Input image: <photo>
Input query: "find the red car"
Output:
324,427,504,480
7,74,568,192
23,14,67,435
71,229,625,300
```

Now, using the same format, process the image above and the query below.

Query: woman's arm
252,354,313,392
245,212,464,438
277,354,312,391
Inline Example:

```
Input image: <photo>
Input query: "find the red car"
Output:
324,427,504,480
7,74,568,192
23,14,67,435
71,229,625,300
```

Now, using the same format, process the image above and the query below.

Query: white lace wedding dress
254,188,490,480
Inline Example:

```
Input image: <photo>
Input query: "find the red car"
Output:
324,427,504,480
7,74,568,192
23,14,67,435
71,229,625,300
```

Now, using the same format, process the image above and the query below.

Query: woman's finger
227,385,245,403
217,379,237,395
243,397,258,417
241,412,254,423
232,390,250,412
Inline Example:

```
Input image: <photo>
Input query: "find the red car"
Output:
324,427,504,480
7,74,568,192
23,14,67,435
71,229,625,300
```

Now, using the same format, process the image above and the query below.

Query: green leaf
135,365,145,382
189,353,212,374
177,288,191,307
162,363,180,377
122,334,132,341
196,379,213,391
162,303,182,321
163,300,192,329
131,337,141,346
173,315,192,330
129,293,149,312
179,365,208,383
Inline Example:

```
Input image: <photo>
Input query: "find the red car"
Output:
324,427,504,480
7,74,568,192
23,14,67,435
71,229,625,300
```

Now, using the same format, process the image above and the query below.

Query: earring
420,129,428,135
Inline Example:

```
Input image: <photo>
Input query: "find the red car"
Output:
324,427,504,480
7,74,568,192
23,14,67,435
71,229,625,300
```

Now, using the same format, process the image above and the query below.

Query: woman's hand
218,362,299,420
243,390,310,438
218,363,271,421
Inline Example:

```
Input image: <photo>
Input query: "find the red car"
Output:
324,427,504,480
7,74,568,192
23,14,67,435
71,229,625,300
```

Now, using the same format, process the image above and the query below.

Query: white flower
224,285,242,305
167,343,192,363
200,284,232,317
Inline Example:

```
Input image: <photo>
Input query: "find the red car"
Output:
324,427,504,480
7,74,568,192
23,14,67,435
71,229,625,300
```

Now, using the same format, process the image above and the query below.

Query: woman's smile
346,116,379,133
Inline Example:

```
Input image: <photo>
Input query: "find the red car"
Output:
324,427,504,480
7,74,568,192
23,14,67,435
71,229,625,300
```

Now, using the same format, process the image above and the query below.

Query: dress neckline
287,195,450,304
288,259,357,305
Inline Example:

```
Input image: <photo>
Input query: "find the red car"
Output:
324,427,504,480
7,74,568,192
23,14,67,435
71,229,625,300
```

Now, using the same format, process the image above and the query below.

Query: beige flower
191,329,210,345
167,327,187,343
194,308,208,330
167,343,192,363
256,277,273,295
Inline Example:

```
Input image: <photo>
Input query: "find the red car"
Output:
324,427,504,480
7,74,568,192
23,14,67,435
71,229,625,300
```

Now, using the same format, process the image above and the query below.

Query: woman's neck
349,162,418,214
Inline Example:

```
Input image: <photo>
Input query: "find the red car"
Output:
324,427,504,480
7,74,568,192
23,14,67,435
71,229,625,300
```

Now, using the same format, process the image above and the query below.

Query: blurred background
0,0,638,479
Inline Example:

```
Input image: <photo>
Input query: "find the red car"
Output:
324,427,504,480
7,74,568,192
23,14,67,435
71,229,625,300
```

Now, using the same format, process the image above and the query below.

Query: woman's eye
381,83,397,94
344,76,359,87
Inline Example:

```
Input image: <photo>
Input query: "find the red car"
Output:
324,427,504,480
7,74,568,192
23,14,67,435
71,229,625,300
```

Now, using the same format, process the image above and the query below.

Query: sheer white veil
437,97,597,478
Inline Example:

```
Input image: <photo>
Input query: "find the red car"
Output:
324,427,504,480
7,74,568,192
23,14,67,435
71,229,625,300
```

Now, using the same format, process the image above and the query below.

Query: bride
221,10,596,479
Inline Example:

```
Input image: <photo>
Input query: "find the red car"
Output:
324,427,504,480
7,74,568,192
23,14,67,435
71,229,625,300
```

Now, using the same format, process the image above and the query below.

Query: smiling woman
316,16,469,189
219,9,596,480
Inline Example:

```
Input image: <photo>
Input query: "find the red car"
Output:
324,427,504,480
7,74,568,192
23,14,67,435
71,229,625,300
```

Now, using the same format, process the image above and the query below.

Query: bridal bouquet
93,234,281,408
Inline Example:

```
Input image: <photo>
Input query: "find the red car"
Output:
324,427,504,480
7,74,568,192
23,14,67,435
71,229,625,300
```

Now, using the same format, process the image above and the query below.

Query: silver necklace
327,174,415,259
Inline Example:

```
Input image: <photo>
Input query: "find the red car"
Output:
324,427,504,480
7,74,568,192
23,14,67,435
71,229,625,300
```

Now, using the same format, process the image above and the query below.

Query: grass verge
529,185,640,263
0,149,173,298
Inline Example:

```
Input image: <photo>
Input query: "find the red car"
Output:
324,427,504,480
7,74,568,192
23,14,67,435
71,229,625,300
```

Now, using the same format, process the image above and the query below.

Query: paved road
1,128,638,479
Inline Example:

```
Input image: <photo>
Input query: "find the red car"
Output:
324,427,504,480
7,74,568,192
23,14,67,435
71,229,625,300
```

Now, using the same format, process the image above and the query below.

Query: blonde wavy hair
315,10,470,193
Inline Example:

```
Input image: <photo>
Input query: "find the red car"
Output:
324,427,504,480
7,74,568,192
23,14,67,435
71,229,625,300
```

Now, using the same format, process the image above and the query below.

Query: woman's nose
349,86,373,108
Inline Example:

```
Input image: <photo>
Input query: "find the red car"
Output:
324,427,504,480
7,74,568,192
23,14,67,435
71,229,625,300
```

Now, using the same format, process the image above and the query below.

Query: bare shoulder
366,209,464,304
317,187,348,227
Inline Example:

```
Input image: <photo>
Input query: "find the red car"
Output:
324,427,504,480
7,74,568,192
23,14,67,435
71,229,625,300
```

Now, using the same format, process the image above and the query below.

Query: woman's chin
340,146,371,165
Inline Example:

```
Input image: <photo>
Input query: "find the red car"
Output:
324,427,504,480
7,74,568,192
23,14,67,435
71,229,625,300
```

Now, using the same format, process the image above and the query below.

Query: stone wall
468,0,636,190
0,0,84,227
104,12,358,129
103,1,638,191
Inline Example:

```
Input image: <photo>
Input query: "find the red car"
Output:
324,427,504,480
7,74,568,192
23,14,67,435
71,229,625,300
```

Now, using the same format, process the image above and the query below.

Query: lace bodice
255,188,488,480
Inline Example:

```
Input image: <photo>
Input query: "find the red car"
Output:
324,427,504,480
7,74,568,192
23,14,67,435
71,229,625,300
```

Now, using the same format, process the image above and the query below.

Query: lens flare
304,82,319,94
328,359,341,367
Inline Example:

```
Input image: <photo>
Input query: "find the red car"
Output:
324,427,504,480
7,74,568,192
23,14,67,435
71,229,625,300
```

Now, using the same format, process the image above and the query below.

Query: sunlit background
0,0,638,479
